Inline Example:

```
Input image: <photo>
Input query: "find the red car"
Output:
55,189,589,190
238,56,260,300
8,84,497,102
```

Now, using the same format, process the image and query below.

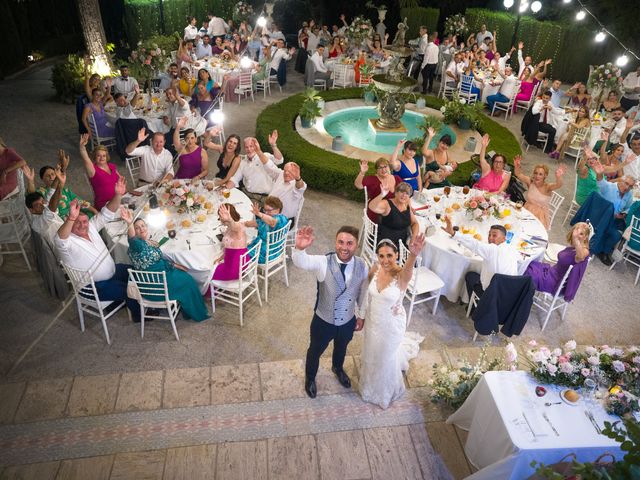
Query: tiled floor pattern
0,353,474,479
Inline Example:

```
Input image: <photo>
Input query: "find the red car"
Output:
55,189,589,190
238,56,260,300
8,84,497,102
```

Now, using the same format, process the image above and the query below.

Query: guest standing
79,134,121,210
354,158,401,222
0,138,27,200
368,182,420,249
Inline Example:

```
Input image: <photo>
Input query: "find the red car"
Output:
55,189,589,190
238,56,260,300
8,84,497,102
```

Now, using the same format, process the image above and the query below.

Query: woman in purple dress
525,222,590,301
81,87,114,138
172,117,208,181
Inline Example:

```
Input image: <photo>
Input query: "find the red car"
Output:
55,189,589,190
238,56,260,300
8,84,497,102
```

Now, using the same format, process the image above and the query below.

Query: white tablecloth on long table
104,182,254,293
412,187,547,302
447,370,622,480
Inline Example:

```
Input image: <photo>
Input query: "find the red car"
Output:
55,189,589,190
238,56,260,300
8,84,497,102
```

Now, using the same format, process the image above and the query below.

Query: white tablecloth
412,188,547,302
447,371,622,480
104,183,254,293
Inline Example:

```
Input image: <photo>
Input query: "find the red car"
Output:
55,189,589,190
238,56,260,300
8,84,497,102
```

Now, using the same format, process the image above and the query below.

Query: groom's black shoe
305,377,317,398
332,367,351,389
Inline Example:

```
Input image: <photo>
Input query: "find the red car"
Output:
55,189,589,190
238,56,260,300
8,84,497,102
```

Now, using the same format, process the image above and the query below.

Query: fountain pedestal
371,73,417,131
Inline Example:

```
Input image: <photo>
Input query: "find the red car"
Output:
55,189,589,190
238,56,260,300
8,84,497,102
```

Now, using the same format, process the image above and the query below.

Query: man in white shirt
309,45,331,85
420,34,440,94
226,133,284,200
623,134,640,180
607,107,629,145
125,128,175,185
55,177,141,322
476,25,493,45
532,90,563,153
486,66,518,111
195,35,213,59
621,66,640,111
516,42,534,81
158,63,179,91
443,218,518,300
207,13,228,40
269,39,295,75
445,53,464,87
113,65,139,97
270,23,286,42
307,26,320,53
162,87,190,132
263,161,307,222
25,167,65,247
106,91,140,125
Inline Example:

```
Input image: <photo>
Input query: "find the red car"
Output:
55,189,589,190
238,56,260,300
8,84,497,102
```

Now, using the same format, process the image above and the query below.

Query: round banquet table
104,181,255,294
411,187,548,302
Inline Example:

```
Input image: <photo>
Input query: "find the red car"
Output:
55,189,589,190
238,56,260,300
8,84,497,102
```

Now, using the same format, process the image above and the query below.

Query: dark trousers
538,123,556,153
164,128,177,156
409,55,423,79
421,63,437,93
465,271,484,303
305,314,355,380
93,263,141,320
621,97,639,111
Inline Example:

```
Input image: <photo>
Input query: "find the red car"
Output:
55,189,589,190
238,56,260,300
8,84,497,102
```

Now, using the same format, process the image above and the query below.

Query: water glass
583,378,597,407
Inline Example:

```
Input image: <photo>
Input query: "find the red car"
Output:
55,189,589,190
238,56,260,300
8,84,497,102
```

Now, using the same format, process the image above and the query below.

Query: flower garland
444,14,468,38
587,62,624,93
233,1,254,24
128,41,168,82
345,16,373,45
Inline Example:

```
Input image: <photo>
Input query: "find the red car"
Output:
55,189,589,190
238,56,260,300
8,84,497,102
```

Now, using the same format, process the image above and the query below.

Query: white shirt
608,117,627,144
230,154,282,194
418,34,429,55
453,233,519,290
532,99,562,128
129,145,175,184
476,31,493,45
30,206,64,248
158,73,178,91
196,41,213,59
113,76,139,96
291,249,367,318
184,25,199,40
307,32,319,53
310,51,327,73
622,144,640,179
421,42,439,68
208,17,228,36
262,162,307,219
497,74,518,99
271,30,286,42
166,99,190,128
270,48,292,72
517,49,533,80
106,104,137,125
622,71,640,101
445,60,464,83
54,207,117,282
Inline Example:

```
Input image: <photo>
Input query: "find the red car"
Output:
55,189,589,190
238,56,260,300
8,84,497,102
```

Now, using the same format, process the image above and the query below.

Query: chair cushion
408,267,445,293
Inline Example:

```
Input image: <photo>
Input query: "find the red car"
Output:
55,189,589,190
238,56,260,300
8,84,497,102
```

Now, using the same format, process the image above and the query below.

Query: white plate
559,389,581,406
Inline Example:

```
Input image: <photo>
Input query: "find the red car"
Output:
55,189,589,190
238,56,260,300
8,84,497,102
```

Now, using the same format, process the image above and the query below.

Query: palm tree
76,0,113,74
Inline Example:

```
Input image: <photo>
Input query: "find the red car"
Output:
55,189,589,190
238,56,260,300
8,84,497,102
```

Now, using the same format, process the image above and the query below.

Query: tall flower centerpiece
345,15,374,48
587,62,624,110
443,14,469,39
128,40,169,91
233,1,254,24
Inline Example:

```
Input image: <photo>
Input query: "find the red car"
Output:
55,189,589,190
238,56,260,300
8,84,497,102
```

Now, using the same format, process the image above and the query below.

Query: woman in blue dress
389,139,422,192
124,212,209,322
245,196,289,264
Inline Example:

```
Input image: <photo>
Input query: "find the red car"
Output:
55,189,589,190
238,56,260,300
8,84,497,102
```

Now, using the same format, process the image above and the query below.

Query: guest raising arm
125,128,175,186
473,134,511,193
389,139,422,192
173,116,208,181
79,133,122,210
245,196,289,264
368,182,420,249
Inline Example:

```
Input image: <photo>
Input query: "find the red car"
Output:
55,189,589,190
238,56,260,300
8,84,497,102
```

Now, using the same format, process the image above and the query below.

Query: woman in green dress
124,212,209,322
252,46,272,88
576,144,630,205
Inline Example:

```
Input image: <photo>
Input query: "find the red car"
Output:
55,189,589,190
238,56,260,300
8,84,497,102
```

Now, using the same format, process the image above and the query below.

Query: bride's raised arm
397,233,426,291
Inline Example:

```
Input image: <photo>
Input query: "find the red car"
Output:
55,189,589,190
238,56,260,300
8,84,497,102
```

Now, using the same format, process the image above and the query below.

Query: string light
503,0,514,8
575,10,586,21
594,31,606,43
519,2,529,13
562,0,571,3
257,16,267,27
531,1,542,13
616,54,629,67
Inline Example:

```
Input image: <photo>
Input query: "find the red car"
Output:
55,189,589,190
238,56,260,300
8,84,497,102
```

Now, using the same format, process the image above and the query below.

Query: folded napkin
522,409,550,437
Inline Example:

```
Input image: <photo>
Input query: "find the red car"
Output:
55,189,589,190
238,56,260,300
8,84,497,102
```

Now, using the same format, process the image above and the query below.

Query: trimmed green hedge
400,7,440,39
255,89,522,201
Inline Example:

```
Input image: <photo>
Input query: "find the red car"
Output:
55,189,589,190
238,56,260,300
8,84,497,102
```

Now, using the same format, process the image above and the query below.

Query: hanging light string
574,0,639,63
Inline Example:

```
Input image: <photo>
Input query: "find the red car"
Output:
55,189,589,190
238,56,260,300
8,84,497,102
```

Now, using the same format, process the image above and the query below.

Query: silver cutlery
521,412,538,439
542,412,560,437
585,410,602,434
186,239,191,250
544,402,562,406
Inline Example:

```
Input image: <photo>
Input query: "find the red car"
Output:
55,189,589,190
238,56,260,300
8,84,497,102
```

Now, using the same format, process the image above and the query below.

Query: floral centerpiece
587,62,624,93
440,93,484,130
605,389,640,418
464,193,501,221
444,14,468,38
128,40,169,89
161,181,205,212
233,1,254,24
345,15,374,46
523,340,589,388
429,342,505,409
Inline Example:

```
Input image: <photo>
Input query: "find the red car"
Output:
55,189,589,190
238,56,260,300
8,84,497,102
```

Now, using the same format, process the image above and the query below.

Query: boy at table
442,216,519,301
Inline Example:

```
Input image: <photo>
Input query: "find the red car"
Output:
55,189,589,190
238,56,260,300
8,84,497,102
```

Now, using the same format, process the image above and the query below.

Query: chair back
398,239,420,267
88,112,100,149
569,127,590,148
0,198,29,241
439,60,448,84
629,215,640,251
265,221,291,264
150,78,162,92
125,156,141,186
555,264,575,299
238,71,253,88
292,197,305,229
510,80,522,101
361,214,378,265
239,240,261,286
304,58,316,87
127,269,171,304
62,262,100,304
459,74,474,94
549,191,565,228
333,63,350,87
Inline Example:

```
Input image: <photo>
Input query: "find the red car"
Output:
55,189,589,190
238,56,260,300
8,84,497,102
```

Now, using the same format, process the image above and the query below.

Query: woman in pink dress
512,69,537,113
79,133,121,210
212,203,247,281
513,156,566,230
473,134,511,193
0,138,27,200
172,117,208,180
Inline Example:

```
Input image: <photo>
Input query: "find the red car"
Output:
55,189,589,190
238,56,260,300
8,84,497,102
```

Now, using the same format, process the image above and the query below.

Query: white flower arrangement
587,62,623,93
345,15,374,45
444,14,469,38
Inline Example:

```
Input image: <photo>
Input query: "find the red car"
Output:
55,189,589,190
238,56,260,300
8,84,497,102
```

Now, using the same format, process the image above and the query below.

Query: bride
359,233,426,409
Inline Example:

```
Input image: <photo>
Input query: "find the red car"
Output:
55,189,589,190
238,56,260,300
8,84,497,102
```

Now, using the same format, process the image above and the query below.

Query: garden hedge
255,88,522,202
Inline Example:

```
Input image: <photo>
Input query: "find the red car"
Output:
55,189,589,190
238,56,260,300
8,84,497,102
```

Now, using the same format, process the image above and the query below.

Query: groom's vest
314,253,368,326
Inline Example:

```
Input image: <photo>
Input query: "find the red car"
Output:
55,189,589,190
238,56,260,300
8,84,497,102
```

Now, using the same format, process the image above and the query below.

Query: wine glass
168,229,177,239
443,186,451,197
462,185,470,195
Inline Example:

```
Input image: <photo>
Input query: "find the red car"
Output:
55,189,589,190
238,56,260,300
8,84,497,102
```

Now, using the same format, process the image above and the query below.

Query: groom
293,225,369,398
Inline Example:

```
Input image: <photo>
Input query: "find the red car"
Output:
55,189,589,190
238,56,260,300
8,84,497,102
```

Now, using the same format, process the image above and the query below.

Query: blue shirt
550,88,564,108
597,179,633,215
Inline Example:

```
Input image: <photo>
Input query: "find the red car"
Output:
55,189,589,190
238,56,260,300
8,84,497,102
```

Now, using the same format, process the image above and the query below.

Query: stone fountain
369,51,417,132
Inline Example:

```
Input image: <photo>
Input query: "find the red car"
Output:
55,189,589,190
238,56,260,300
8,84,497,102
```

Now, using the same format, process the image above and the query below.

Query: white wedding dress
359,270,424,409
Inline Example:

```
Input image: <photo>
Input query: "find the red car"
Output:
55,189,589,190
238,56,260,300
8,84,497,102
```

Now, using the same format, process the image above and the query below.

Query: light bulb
531,1,542,12
503,0,514,8
616,54,629,67
576,10,586,21
209,109,225,125
257,16,267,27
240,56,253,69
563,0,571,3
594,32,606,42
146,209,166,228
519,2,529,12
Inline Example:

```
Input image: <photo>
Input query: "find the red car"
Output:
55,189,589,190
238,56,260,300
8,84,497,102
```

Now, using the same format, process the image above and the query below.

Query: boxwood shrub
255,89,521,201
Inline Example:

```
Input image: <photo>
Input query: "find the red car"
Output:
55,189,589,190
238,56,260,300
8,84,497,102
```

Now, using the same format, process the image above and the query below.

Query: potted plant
299,87,322,128
359,63,377,103
441,93,484,130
